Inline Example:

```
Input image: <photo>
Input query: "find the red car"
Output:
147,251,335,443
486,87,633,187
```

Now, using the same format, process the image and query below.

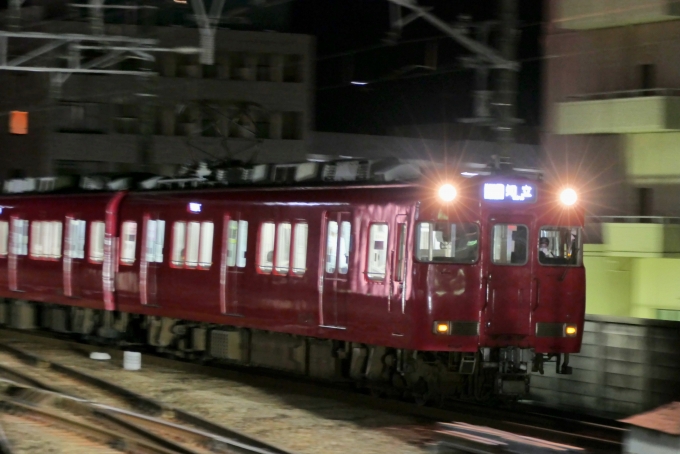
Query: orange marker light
436,322,449,334
565,325,577,336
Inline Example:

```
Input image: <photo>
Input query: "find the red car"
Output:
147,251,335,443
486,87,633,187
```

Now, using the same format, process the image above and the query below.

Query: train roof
1,158,544,197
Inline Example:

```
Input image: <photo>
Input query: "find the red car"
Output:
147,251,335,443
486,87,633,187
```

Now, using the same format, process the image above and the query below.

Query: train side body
0,178,585,357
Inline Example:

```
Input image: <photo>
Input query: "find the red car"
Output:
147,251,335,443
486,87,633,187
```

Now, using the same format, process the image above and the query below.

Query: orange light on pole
9,111,28,135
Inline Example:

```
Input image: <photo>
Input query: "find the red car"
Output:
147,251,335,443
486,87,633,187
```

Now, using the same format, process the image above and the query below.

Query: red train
0,166,585,402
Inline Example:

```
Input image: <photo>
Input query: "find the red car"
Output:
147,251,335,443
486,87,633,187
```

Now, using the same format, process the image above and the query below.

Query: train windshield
415,222,479,263
538,226,582,266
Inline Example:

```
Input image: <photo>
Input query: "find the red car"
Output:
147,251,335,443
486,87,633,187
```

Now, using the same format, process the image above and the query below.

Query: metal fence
529,315,680,419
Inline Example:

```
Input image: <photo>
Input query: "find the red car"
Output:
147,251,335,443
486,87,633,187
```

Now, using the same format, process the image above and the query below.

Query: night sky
289,0,543,138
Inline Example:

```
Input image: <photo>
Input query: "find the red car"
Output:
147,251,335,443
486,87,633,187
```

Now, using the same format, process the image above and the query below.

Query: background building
0,1,314,178
543,0,680,217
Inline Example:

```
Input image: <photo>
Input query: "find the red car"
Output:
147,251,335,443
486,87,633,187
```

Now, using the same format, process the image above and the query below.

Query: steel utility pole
386,0,521,167
496,0,519,155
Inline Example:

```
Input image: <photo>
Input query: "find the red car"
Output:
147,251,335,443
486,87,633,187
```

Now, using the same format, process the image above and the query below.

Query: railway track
0,329,624,453
0,338,295,454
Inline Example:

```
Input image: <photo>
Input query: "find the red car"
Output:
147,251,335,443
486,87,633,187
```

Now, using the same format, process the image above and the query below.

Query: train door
389,215,409,336
0,216,9,290
320,211,351,328
8,216,28,292
485,216,534,336
140,214,165,307
220,213,248,316
63,216,87,298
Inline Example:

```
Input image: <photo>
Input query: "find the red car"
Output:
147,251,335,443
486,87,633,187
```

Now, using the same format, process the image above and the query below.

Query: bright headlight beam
560,188,577,206
438,184,457,202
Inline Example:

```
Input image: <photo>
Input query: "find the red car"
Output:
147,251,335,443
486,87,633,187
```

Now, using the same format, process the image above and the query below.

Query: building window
89,221,105,263
66,219,86,259
367,224,388,281
120,221,137,265
9,111,28,135
258,222,276,273
292,222,308,276
640,64,655,93
145,219,166,263
0,221,8,256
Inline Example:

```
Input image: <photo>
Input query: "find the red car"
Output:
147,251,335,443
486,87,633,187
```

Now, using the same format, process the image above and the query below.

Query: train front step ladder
459,353,477,375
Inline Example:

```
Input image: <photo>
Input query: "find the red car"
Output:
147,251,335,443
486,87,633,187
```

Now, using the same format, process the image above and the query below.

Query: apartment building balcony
556,89,680,134
556,0,680,30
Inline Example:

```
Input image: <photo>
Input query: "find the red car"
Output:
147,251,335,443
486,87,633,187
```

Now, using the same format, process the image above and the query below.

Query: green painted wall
557,97,680,135
584,255,632,316
585,228,680,320
625,132,680,184
603,223,680,257
557,0,680,30
630,258,680,319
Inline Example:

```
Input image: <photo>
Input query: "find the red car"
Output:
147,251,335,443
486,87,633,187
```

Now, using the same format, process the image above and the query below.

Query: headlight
560,188,577,206
438,184,457,202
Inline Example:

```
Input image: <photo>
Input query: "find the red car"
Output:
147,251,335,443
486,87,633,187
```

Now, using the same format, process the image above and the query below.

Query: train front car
408,176,585,402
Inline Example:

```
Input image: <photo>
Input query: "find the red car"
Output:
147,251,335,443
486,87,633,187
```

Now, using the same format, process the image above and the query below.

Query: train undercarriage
0,299,550,404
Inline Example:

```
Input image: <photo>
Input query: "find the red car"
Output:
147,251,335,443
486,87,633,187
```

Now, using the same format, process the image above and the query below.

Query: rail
566,88,680,101
0,341,296,454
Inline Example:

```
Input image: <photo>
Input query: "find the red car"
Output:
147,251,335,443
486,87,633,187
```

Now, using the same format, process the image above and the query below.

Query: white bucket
123,351,142,371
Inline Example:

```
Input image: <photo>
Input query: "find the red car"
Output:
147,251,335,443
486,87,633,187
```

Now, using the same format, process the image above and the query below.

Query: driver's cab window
539,226,582,266
491,224,528,265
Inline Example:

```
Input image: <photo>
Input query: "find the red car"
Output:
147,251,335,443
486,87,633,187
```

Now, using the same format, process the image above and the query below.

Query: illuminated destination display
483,183,536,202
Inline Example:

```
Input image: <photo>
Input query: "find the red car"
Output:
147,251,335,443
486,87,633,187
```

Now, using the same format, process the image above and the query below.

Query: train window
275,222,292,274
0,221,7,256
89,221,105,263
227,221,238,266
491,224,528,265
30,221,63,260
237,220,248,268
227,220,249,268
11,219,29,256
367,224,388,281
292,222,308,276
538,226,582,266
29,222,42,258
145,219,165,264
67,219,86,259
395,223,407,282
338,221,350,274
199,222,214,269
185,222,201,268
120,222,137,265
171,222,186,266
415,222,479,263
326,221,338,273
258,222,276,273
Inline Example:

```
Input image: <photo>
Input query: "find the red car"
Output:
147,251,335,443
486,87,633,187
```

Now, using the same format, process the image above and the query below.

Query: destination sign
483,183,537,202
